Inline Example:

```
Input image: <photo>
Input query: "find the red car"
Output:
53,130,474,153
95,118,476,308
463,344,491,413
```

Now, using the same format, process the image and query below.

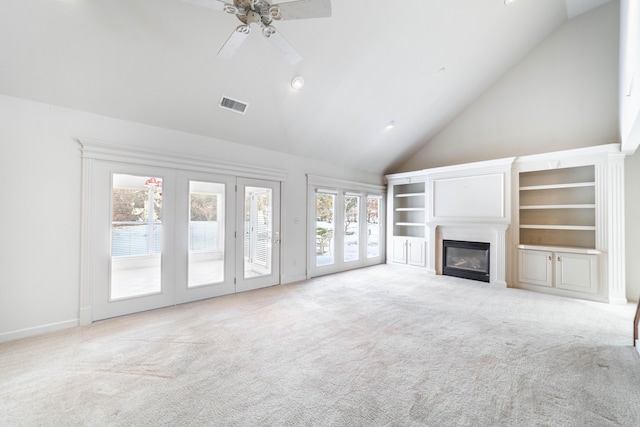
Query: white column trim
79,156,94,326
606,154,627,303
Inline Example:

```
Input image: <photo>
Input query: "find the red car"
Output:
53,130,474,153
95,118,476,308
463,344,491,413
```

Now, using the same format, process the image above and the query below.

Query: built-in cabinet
387,179,426,267
513,145,626,303
392,237,426,266
385,144,626,304
518,246,599,294
516,165,602,297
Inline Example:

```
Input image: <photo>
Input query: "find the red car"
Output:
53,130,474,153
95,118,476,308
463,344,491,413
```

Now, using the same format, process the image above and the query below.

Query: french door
90,161,281,321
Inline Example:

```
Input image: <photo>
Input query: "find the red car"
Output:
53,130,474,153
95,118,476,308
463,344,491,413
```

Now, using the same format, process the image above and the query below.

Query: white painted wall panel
433,174,504,219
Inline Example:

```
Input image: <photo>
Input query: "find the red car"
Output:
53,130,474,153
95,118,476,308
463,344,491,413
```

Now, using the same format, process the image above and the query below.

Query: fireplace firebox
442,240,490,283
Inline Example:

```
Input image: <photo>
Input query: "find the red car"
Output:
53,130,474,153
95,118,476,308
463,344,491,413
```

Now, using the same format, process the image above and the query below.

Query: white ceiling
0,0,611,174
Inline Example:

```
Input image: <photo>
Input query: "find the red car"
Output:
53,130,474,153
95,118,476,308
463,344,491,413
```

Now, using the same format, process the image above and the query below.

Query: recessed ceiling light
385,121,396,130
291,76,304,90
504,0,515,4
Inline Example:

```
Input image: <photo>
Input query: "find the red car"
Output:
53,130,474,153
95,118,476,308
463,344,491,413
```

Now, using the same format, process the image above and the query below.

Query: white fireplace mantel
427,222,509,287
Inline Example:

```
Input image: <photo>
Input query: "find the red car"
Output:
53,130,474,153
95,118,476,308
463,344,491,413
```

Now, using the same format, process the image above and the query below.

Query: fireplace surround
442,240,490,282
428,223,508,287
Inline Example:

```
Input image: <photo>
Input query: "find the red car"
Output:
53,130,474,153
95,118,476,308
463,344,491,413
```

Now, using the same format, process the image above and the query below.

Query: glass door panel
344,194,360,262
244,186,273,278
236,178,280,292
367,196,381,258
174,172,235,305
315,193,335,267
110,174,163,300
188,181,225,287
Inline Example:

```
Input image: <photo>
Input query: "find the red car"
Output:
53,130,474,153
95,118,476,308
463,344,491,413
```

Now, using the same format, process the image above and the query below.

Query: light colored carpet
1,264,639,426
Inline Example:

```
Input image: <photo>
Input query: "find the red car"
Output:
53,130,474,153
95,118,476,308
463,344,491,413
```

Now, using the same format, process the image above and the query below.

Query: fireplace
442,240,490,283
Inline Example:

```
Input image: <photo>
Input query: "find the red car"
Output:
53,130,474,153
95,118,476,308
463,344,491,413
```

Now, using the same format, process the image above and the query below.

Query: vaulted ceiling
0,0,612,174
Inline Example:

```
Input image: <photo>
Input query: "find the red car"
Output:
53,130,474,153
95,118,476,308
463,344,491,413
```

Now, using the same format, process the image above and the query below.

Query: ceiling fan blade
218,26,251,58
270,0,332,20
262,26,302,65
181,0,228,12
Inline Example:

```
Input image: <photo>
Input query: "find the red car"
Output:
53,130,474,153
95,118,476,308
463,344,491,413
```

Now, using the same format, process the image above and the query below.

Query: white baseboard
281,274,308,285
636,340,640,355
0,319,78,343
79,307,92,326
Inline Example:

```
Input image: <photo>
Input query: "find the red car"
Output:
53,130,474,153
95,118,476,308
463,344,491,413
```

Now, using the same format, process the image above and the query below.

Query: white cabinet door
555,252,598,294
518,249,553,287
407,238,426,267
391,237,407,264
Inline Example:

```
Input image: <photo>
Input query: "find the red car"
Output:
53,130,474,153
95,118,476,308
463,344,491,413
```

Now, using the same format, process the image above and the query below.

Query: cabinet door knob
557,256,561,262
548,255,552,261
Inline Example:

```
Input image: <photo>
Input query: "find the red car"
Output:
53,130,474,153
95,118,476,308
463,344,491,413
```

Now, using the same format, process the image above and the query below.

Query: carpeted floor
1,264,639,426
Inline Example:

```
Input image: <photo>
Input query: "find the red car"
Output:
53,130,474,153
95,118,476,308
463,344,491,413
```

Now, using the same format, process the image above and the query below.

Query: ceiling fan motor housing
234,0,280,26
245,10,263,26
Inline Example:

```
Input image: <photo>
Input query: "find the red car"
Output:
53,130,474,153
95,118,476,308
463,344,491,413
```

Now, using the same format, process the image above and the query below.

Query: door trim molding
79,138,287,181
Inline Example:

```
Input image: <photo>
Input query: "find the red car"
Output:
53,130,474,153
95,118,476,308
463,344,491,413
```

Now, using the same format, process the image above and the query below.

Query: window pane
110,174,162,300
188,181,225,287
367,196,381,258
244,186,273,279
344,195,360,262
316,193,335,266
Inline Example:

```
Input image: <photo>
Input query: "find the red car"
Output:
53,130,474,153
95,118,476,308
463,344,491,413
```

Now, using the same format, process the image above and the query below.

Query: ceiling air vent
219,96,249,115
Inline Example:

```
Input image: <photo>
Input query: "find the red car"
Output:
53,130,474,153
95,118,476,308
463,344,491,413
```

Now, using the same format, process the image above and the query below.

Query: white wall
625,152,640,301
620,0,640,302
0,94,382,341
398,1,620,171
620,0,640,152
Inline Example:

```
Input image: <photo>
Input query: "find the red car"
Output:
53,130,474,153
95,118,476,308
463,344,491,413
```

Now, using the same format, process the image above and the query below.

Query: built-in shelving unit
385,144,626,304
519,165,596,249
386,179,427,266
393,182,425,238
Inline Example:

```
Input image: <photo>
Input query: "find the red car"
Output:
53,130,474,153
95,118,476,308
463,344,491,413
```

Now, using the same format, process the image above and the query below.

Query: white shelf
520,204,596,210
520,225,596,231
395,222,424,227
395,207,424,212
520,182,595,191
395,193,424,198
517,244,601,254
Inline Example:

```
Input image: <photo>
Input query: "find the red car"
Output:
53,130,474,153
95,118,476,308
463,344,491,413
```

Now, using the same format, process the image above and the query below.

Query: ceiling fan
182,0,332,64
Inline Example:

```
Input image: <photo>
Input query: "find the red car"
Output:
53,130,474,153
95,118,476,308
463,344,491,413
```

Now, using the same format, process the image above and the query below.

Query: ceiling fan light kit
183,0,332,64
